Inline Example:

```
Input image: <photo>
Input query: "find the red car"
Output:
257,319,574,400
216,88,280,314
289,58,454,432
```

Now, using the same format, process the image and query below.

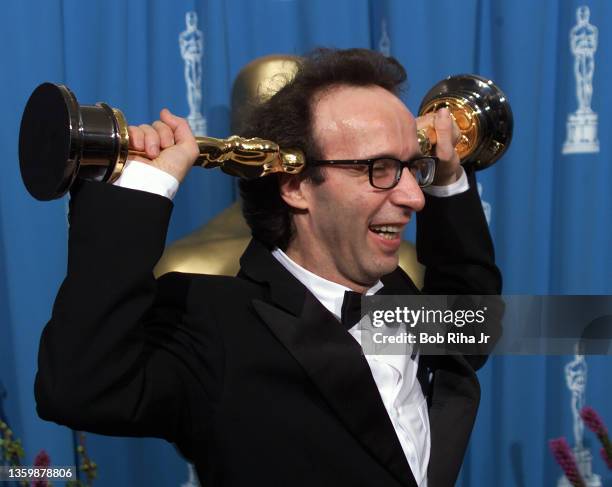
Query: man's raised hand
416,107,463,186
128,109,200,183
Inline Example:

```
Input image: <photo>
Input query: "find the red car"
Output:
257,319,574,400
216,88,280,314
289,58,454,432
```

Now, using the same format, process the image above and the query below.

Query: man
36,49,501,486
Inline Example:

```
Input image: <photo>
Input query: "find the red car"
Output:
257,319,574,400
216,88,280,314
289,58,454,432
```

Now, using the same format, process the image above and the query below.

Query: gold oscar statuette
18,83,306,201
417,74,513,170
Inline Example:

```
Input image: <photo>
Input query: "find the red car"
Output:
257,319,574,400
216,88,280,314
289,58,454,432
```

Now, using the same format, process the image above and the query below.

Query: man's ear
278,174,309,210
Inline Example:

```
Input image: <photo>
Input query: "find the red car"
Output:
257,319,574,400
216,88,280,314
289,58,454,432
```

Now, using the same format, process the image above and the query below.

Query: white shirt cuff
422,167,469,197
112,160,180,200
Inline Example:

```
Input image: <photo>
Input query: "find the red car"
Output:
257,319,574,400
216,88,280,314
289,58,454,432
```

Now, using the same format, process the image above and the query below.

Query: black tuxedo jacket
36,174,501,487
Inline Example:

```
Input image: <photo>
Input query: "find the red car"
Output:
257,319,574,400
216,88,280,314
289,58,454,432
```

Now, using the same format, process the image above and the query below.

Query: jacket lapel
425,360,480,487
240,240,417,487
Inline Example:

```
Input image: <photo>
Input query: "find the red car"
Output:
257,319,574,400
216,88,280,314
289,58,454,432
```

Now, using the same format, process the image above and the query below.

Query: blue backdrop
0,0,610,485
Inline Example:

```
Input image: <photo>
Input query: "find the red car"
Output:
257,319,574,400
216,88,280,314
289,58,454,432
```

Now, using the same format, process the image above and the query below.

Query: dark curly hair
239,48,407,250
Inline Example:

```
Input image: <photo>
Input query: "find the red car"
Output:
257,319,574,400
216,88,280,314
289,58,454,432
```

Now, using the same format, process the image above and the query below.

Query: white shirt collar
271,247,383,321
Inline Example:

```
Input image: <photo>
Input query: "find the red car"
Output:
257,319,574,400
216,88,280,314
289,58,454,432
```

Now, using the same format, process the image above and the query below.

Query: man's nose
389,169,425,211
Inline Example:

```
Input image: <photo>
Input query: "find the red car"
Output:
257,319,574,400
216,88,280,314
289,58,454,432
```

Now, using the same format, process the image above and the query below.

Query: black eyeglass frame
308,156,439,189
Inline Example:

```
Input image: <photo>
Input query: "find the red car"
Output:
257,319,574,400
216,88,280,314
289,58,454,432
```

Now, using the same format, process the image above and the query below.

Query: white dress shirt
113,159,470,487
271,248,430,486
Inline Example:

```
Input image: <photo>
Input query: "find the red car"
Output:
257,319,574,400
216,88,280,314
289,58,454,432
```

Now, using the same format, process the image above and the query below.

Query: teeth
370,225,401,233
370,225,402,239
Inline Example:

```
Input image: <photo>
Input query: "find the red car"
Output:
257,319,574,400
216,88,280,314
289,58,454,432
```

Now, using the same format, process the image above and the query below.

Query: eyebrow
356,152,421,161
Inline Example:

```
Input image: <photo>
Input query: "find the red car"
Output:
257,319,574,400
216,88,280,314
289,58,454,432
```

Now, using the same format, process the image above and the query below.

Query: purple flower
32,449,51,487
581,407,608,436
33,449,50,468
549,437,586,487
581,406,612,471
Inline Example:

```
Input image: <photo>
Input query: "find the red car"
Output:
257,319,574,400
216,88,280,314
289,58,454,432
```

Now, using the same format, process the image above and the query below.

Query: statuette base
563,112,599,154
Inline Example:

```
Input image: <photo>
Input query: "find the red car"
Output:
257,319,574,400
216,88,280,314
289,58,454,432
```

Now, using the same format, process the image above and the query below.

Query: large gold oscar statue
153,54,425,287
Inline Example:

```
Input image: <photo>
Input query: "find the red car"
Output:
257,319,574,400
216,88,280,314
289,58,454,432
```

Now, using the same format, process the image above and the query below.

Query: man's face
285,84,425,290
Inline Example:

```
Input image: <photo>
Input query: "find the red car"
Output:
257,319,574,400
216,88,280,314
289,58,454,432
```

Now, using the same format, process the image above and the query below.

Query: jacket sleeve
35,181,224,450
416,170,503,370
416,170,502,295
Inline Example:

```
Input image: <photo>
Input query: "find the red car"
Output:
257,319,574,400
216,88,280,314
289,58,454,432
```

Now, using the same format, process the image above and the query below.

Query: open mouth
368,224,402,241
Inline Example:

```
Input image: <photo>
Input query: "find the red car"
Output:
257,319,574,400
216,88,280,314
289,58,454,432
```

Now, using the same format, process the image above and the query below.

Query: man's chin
368,254,400,280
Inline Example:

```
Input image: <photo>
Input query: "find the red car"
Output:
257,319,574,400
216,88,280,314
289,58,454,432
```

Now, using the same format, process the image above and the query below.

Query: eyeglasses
309,156,438,189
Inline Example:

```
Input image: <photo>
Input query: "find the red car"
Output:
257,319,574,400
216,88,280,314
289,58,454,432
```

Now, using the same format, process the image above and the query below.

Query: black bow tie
340,291,363,330
341,288,421,364
340,286,400,330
